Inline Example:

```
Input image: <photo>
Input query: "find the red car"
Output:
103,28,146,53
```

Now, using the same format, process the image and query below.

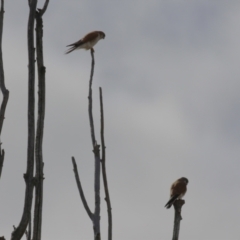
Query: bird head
181,177,189,185
99,31,106,39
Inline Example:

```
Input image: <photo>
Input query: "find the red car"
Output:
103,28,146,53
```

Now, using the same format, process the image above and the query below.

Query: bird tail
65,40,84,54
165,195,179,209
65,45,77,54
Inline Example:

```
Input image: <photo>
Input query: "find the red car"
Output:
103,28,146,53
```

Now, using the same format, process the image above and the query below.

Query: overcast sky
1,1,240,239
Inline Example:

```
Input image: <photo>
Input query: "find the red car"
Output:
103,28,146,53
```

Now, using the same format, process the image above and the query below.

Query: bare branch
72,48,102,239
38,0,49,17
71,157,93,220
87,50,102,240
0,148,4,179
88,48,96,147
92,144,101,240
25,230,28,240
0,0,9,180
32,3,48,238
172,199,185,240
26,211,31,240
11,0,37,239
99,87,112,240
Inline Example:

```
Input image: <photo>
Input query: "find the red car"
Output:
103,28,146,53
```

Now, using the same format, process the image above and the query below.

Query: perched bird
165,177,188,209
65,31,105,54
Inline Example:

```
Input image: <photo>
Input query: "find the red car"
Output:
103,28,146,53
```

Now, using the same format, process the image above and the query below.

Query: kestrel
65,31,105,54
165,177,188,209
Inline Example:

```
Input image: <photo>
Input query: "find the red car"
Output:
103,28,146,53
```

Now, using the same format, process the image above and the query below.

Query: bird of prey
65,31,105,54
165,177,188,209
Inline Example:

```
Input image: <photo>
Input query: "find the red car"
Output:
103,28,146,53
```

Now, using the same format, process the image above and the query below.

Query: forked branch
72,49,101,240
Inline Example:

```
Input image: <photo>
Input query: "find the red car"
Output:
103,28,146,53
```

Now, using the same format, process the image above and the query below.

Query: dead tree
11,1,38,238
32,2,49,240
0,0,9,180
172,199,185,240
11,1,49,239
72,49,112,240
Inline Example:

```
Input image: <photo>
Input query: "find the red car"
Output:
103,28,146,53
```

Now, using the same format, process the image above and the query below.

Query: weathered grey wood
99,87,112,240
72,49,101,240
32,2,48,239
88,49,101,240
11,1,37,239
0,0,9,180
88,49,96,147
72,157,93,220
172,199,185,240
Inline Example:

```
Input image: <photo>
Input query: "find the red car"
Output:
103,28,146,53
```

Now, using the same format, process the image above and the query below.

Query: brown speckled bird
165,177,188,209
65,31,105,54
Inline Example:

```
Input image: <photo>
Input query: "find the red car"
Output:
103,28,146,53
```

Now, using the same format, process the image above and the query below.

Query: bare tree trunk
0,0,9,180
99,87,112,240
11,1,37,239
32,2,49,240
172,199,185,240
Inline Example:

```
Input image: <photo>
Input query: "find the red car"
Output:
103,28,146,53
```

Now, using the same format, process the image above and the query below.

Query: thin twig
11,0,37,239
72,157,93,219
99,87,112,240
0,149,4,179
172,199,185,240
88,49,101,240
88,48,96,147
93,144,101,240
0,0,9,180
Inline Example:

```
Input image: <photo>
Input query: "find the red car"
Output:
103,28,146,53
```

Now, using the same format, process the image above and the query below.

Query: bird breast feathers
80,34,100,49
170,180,187,197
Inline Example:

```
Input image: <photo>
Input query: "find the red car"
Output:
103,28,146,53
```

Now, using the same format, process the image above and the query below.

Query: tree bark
172,199,185,240
0,0,9,180
72,157,93,219
32,2,49,239
11,1,37,239
88,49,101,240
72,49,101,240
99,87,112,240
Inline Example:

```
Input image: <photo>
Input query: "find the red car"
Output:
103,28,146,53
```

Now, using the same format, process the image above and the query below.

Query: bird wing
170,180,187,197
82,31,99,43
66,31,99,48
